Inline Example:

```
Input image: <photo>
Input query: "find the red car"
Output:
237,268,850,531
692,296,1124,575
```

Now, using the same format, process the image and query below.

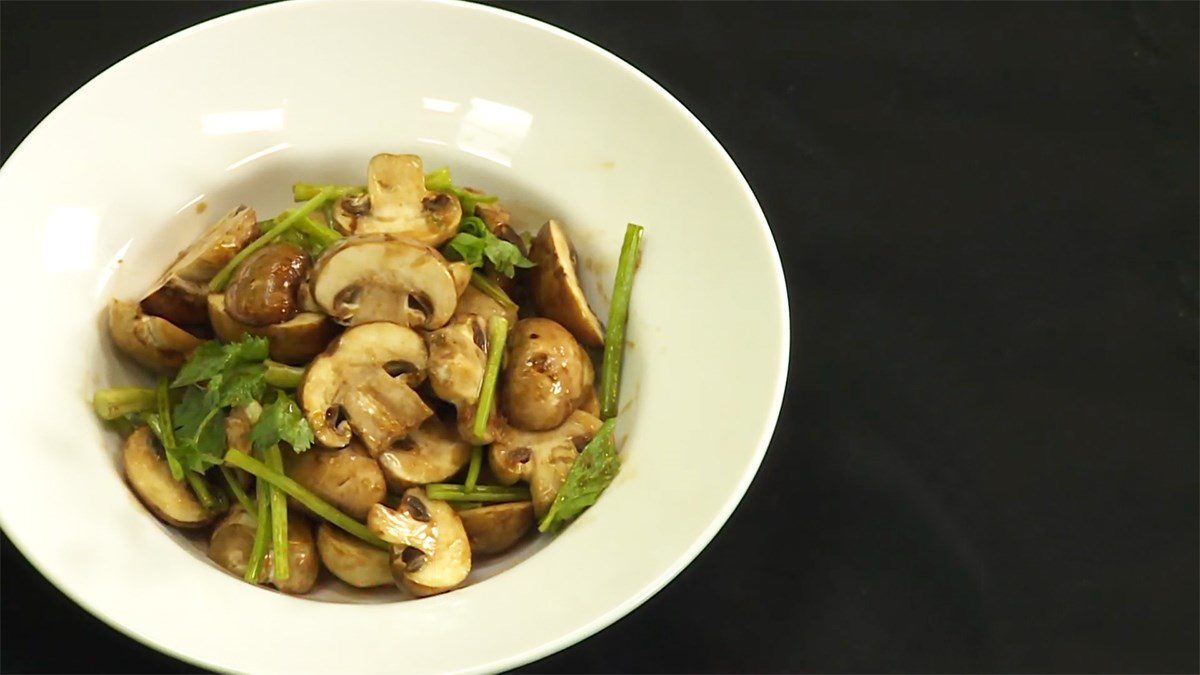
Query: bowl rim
0,0,790,671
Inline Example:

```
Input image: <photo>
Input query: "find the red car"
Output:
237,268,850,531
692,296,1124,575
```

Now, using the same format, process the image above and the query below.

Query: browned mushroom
223,243,310,326
367,488,471,596
123,426,216,528
332,154,462,246
489,410,602,517
282,441,387,521
309,234,458,329
528,219,605,348
208,294,337,365
109,299,204,373
458,501,534,555
299,322,433,455
140,205,259,326
500,318,595,431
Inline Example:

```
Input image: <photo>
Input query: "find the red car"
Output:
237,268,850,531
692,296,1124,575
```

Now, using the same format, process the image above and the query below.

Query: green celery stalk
263,444,289,581
263,361,305,389
473,315,509,439
224,449,387,550
221,466,257,520
464,446,483,492
244,473,271,583
292,183,364,201
92,387,156,420
599,224,644,419
425,483,531,503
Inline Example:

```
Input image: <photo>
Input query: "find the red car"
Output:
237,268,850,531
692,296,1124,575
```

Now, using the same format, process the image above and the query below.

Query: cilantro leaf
442,216,533,278
251,390,314,453
538,419,620,533
172,386,227,474
447,232,487,267
204,363,267,409
172,335,269,387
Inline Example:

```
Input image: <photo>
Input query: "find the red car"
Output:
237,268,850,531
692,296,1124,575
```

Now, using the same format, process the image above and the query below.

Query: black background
2,2,1197,673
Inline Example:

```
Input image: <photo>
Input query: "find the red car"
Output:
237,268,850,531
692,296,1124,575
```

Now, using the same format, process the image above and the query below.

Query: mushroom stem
425,483,531,503
470,271,519,315
264,444,290,581
599,223,644,420
92,387,156,420
473,315,509,439
210,187,340,292
263,360,305,389
224,449,389,550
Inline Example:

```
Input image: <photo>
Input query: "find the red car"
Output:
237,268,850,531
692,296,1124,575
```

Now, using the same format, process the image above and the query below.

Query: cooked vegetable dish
94,153,643,597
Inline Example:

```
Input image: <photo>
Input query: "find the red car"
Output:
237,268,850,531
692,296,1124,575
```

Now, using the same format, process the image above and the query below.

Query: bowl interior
0,1,787,671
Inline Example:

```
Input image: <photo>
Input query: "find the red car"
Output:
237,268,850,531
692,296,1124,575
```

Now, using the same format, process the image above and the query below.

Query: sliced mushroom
448,261,473,297
338,153,462,246
208,294,337,365
109,299,204,372
367,488,471,596
208,505,262,580
267,510,319,595
377,414,472,490
489,410,602,516
427,315,505,443
309,234,458,329
528,220,605,348
500,318,595,431
450,284,518,329
283,442,386,520
316,522,393,588
300,322,433,454
123,426,216,528
427,315,487,409
459,501,534,555
140,205,258,326
223,243,310,326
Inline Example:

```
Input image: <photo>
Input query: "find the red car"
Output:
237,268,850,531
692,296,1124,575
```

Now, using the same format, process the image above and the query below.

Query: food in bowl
92,153,644,598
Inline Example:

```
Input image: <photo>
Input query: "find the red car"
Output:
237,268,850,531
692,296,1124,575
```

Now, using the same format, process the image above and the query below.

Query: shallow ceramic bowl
0,1,788,671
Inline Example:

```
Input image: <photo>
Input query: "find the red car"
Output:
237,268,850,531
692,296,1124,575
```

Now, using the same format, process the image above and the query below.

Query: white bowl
0,1,788,671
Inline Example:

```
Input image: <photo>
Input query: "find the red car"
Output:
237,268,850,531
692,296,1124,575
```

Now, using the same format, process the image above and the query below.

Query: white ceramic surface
0,1,788,672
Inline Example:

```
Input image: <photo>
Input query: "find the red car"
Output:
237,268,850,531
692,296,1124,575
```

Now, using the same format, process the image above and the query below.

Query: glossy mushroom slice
299,322,433,454
377,415,472,490
316,522,392,588
282,441,387,521
426,315,496,442
109,299,204,372
458,501,534,555
500,318,595,431
208,294,337,365
367,488,471,597
309,234,458,329
332,154,462,246
450,284,518,330
528,219,605,348
140,205,258,326
123,426,216,528
489,410,603,517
